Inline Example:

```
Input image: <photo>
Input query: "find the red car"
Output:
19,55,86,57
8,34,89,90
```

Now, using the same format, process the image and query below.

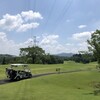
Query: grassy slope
0,61,100,100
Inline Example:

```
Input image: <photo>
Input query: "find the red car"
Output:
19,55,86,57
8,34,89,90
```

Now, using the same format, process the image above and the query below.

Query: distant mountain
54,53,74,57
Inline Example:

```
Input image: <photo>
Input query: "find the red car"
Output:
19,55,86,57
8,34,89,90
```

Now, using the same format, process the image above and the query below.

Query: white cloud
0,33,69,55
0,32,16,55
78,25,87,29
0,14,23,31
0,10,43,32
39,34,74,54
17,22,39,32
0,32,34,55
66,31,94,53
38,32,93,54
21,10,43,21
39,34,66,54
64,42,89,53
66,43,73,46
72,31,93,41
0,32,7,41
0,31,93,55
40,34,59,45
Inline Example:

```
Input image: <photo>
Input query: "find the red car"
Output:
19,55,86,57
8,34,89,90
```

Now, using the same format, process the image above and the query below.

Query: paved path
0,68,95,85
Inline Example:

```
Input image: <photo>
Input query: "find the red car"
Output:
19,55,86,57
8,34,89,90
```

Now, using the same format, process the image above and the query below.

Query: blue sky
0,0,100,55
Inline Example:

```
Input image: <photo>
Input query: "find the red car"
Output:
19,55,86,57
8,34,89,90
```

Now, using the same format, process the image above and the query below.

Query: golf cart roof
11,64,28,67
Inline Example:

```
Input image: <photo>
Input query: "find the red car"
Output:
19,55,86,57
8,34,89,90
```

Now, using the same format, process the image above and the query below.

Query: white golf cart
6,64,32,81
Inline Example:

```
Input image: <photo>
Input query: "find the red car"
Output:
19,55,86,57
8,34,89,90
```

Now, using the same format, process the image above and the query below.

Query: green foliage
20,46,45,64
71,53,96,64
2,57,6,64
26,58,33,64
0,54,19,64
20,46,64,64
87,30,100,65
92,82,100,95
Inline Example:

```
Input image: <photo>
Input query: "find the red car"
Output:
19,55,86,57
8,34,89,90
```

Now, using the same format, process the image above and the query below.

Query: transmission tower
33,36,39,47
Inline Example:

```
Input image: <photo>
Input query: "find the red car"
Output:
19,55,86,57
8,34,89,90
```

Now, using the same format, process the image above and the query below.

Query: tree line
0,51,96,65
0,46,64,64
64,53,96,64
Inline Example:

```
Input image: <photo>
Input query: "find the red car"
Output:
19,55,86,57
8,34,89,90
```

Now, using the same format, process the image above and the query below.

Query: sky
0,0,100,55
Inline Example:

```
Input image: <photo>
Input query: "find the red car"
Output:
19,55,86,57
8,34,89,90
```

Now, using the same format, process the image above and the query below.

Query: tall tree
2,57,6,64
20,46,45,64
87,30,100,65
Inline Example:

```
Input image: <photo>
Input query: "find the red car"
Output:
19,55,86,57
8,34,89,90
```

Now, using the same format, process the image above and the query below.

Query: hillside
55,53,73,57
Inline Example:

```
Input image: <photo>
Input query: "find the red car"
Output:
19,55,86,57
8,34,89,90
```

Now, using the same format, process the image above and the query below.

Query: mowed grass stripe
0,61,100,100
0,70,100,100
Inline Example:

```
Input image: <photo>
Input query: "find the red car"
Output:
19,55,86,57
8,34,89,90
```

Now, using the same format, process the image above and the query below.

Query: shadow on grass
83,92,94,95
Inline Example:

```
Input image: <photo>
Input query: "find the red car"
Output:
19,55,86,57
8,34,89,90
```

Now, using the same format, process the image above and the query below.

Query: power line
33,0,36,12
51,0,73,33
55,0,71,22
27,0,37,47
43,0,57,33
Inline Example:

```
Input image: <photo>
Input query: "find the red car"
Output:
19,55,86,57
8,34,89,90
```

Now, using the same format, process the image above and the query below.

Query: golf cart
6,64,32,81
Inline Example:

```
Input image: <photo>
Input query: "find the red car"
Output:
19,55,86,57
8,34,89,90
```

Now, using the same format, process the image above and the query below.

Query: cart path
0,68,96,85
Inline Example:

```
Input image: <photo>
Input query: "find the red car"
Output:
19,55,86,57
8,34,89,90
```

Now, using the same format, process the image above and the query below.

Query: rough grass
0,61,100,100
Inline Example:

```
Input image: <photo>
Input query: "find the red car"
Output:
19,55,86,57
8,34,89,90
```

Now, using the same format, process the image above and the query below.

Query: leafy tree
87,30,100,65
72,52,96,64
2,57,6,64
72,54,82,63
26,58,33,64
41,54,51,64
20,46,64,64
20,46,45,64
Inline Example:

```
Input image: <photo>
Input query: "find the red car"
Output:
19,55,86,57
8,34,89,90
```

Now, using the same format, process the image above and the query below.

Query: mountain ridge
54,53,74,57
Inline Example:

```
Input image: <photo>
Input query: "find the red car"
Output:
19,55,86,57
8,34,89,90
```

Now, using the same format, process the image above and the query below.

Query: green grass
0,61,100,100
29,61,97,74
0,61,97,79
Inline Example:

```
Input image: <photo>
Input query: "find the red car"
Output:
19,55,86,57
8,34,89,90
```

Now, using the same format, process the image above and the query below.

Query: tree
20,46,64,64
2,57,6,64
87,30,100,65
20,46,45,64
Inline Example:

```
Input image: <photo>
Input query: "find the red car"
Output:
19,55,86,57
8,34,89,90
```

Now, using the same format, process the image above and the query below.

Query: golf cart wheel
16,76,20,81
29,74,32,78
